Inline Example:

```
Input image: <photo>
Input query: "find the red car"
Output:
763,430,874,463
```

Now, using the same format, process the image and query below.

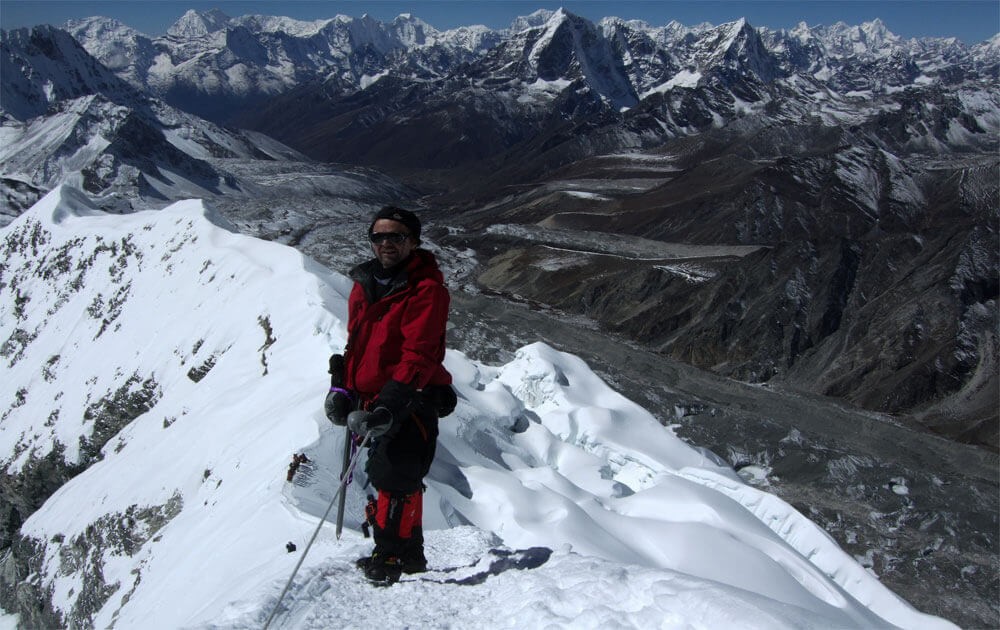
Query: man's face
370,218,416,268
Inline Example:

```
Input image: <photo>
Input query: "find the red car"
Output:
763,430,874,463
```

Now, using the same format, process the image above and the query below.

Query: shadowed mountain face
438,119,998,450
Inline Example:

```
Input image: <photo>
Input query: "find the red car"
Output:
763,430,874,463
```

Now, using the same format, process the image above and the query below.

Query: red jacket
344,249,452,399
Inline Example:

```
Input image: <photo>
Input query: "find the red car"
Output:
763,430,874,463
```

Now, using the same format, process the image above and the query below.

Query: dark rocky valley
1,7,998,628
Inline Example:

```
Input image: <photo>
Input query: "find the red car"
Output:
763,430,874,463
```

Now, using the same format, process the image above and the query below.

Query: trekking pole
334,426,353,539
263,430,372,630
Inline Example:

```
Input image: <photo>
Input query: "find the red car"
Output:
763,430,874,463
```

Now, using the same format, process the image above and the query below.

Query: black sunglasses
369,231,411,245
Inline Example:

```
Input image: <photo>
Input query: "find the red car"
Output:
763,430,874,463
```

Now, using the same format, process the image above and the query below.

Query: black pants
365,406,438,493
364,406,438,558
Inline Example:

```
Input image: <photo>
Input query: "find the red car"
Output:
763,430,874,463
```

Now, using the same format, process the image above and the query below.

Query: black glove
346,379,414,437
375,379,414,419
324,389,352,426
325,354,351,425
347,407,394,437
422,383,457,418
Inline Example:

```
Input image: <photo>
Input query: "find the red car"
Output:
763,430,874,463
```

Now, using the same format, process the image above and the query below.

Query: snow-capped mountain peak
817,18,904,58
390,12,438,47
0,24,142,121
860,18,900,47
236,13,338,37
166,8,232,38
974,31,1000,56
62,15,147,41
519,7,638,108
510,8,557,32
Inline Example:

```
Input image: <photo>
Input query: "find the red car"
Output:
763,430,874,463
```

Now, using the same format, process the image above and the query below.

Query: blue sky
1,1,997,44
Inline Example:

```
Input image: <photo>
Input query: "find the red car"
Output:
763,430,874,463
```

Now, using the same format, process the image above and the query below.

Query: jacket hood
404,248,444,284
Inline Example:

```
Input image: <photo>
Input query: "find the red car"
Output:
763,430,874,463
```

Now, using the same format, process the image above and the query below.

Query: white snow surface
0,186,956,629
642,70,703,98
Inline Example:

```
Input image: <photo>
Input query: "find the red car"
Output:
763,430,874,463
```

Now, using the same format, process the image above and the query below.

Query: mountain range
11,6,991,447
0,7,998,627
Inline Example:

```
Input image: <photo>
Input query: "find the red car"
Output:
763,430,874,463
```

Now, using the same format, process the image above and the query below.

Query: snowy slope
0,186,955,629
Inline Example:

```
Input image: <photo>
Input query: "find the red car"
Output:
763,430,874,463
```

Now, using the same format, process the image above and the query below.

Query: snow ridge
0,186,956,629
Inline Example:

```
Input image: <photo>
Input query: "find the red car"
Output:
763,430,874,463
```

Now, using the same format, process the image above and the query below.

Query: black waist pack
422,383,457,418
